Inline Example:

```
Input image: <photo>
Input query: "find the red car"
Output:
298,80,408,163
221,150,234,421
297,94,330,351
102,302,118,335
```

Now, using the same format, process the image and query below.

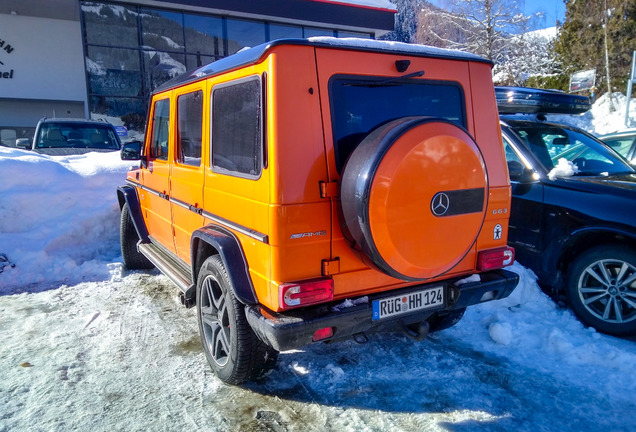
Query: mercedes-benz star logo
431,192,450,216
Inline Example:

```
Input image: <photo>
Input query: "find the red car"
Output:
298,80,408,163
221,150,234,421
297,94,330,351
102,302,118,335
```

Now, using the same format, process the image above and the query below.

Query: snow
548,158,579,180
2,95,636,431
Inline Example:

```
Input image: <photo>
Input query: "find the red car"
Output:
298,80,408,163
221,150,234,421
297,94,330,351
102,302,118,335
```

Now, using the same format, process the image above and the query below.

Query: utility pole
603,0,615,111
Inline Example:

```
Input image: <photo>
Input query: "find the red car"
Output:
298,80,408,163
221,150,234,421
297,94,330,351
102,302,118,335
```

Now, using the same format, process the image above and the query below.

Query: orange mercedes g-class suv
118,38,518,384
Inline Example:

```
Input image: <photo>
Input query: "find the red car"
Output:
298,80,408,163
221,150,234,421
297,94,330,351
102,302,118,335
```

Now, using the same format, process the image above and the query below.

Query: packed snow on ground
1,96,636,431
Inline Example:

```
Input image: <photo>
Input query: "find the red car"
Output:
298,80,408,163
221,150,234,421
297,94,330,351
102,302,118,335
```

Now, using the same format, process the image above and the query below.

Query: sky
524,0,566,29
428,0,567,30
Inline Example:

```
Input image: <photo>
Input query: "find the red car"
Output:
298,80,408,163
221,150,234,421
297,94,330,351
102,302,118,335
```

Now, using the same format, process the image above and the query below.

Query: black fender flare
116,184,149,243
190,225,258,306
542,225,636,289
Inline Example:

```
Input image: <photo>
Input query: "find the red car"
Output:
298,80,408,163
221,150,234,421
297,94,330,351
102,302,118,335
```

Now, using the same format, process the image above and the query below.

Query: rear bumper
245,269,519,351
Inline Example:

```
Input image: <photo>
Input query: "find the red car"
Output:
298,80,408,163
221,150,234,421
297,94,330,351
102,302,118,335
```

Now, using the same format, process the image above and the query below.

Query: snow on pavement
2,264,636,431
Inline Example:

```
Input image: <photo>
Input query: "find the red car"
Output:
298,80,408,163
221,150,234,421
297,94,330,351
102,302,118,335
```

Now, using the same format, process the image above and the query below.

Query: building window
269,23,303,40
140,9,185,50
184,14,225,58
337,30,372,39
304,27,335,38
211,78,262,178
85,46,142,97
227,18,267,55
80,1,374,134
83,2,138,48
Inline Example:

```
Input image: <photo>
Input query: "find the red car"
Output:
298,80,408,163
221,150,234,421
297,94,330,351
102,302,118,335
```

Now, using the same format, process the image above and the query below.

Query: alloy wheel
577,258,636,324
200,275,231,366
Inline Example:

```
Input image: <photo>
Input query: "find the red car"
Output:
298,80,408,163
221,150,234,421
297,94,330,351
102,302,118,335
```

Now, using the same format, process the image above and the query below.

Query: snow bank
549,91,636,135
0,147,133,293
447,262,636,399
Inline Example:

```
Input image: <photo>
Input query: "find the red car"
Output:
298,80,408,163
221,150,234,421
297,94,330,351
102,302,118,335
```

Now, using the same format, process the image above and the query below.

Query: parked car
497,86,636,336
117,39,519,384
16,118,121,155
597,130,636,165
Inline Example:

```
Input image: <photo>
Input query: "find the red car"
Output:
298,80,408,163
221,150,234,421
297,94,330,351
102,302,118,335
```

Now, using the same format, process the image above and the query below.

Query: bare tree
416,0,557,85
417,0,532,62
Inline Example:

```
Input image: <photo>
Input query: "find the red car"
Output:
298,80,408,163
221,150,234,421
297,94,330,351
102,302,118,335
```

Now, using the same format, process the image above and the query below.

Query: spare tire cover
339,117,488,281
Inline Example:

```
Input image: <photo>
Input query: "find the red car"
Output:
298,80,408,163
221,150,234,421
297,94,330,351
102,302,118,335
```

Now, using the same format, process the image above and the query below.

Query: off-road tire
120,203,154,270
197,255,278,385
566,246,636,336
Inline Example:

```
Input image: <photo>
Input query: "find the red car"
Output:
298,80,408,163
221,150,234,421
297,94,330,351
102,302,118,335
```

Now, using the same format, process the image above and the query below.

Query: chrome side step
138,242,192,293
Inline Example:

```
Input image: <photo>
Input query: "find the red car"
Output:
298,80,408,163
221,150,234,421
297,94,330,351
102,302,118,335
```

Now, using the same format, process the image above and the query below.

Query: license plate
372,286,444,321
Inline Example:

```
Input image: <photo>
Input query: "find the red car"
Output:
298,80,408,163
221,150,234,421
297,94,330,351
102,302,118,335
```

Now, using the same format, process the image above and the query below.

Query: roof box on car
495,86,591,115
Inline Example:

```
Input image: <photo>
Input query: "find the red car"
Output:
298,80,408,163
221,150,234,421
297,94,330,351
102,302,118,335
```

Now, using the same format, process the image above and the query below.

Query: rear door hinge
319,181,338,198
322,258,340,276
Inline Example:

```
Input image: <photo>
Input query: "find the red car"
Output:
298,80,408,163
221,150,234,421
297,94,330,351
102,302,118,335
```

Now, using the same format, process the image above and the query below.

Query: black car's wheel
566,246,636,336
120,203,154,270
196,255,278,385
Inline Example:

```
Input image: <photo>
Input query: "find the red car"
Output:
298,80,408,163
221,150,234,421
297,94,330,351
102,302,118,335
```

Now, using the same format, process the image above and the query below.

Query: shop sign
0,36,16,80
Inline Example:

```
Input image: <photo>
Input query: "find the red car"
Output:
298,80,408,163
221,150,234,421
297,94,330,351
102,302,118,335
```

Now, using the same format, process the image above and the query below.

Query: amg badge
290,231,326,240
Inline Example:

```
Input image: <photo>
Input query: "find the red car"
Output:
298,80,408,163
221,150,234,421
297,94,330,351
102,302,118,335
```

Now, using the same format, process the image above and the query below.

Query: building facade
0,0,395,145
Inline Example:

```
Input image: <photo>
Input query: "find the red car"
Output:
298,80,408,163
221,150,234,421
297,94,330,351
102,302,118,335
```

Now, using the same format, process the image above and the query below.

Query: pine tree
381,0,427,42
555,0,636,95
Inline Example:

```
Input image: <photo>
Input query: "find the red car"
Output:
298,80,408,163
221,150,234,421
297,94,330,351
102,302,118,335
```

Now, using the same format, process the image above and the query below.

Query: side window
503,139,522,164
150,98,170,161
211,78,262,178
177,90,203,167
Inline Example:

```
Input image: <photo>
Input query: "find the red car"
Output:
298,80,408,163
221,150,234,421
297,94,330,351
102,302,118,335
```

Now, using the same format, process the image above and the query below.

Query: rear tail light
477,246,515,271
279,278,334,310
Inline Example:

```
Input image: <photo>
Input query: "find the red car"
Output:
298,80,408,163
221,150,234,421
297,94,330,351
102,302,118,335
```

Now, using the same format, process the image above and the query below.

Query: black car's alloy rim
200,275,231,366
578,259,636,324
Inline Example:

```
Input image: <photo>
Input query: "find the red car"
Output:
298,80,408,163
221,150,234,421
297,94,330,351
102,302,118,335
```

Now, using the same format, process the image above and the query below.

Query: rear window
330,76,465,172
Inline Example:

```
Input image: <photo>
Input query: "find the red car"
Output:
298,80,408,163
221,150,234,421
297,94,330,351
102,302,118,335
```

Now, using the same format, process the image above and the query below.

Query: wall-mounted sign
0,36,16,80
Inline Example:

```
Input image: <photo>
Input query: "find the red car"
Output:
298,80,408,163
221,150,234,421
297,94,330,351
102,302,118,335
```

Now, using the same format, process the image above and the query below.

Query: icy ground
1,92,636,431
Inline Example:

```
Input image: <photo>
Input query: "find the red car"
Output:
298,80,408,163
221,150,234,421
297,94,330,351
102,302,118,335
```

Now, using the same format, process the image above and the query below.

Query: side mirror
121,140,142,161
16,138,31,150
508,161,535,182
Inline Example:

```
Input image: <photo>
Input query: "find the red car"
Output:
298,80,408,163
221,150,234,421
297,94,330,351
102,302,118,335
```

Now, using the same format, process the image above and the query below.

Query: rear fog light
477,246,515,271
312,327,334,342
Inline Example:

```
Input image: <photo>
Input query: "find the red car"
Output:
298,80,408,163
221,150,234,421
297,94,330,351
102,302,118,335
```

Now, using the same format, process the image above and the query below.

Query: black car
16,118,122,155
497,86,636,336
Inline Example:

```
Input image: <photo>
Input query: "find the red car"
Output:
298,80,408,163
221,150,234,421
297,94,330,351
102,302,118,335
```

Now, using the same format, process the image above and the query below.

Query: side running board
138,242,192,293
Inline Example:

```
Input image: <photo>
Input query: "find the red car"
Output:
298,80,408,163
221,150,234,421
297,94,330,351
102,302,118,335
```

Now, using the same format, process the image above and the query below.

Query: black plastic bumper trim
245,269,519,351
